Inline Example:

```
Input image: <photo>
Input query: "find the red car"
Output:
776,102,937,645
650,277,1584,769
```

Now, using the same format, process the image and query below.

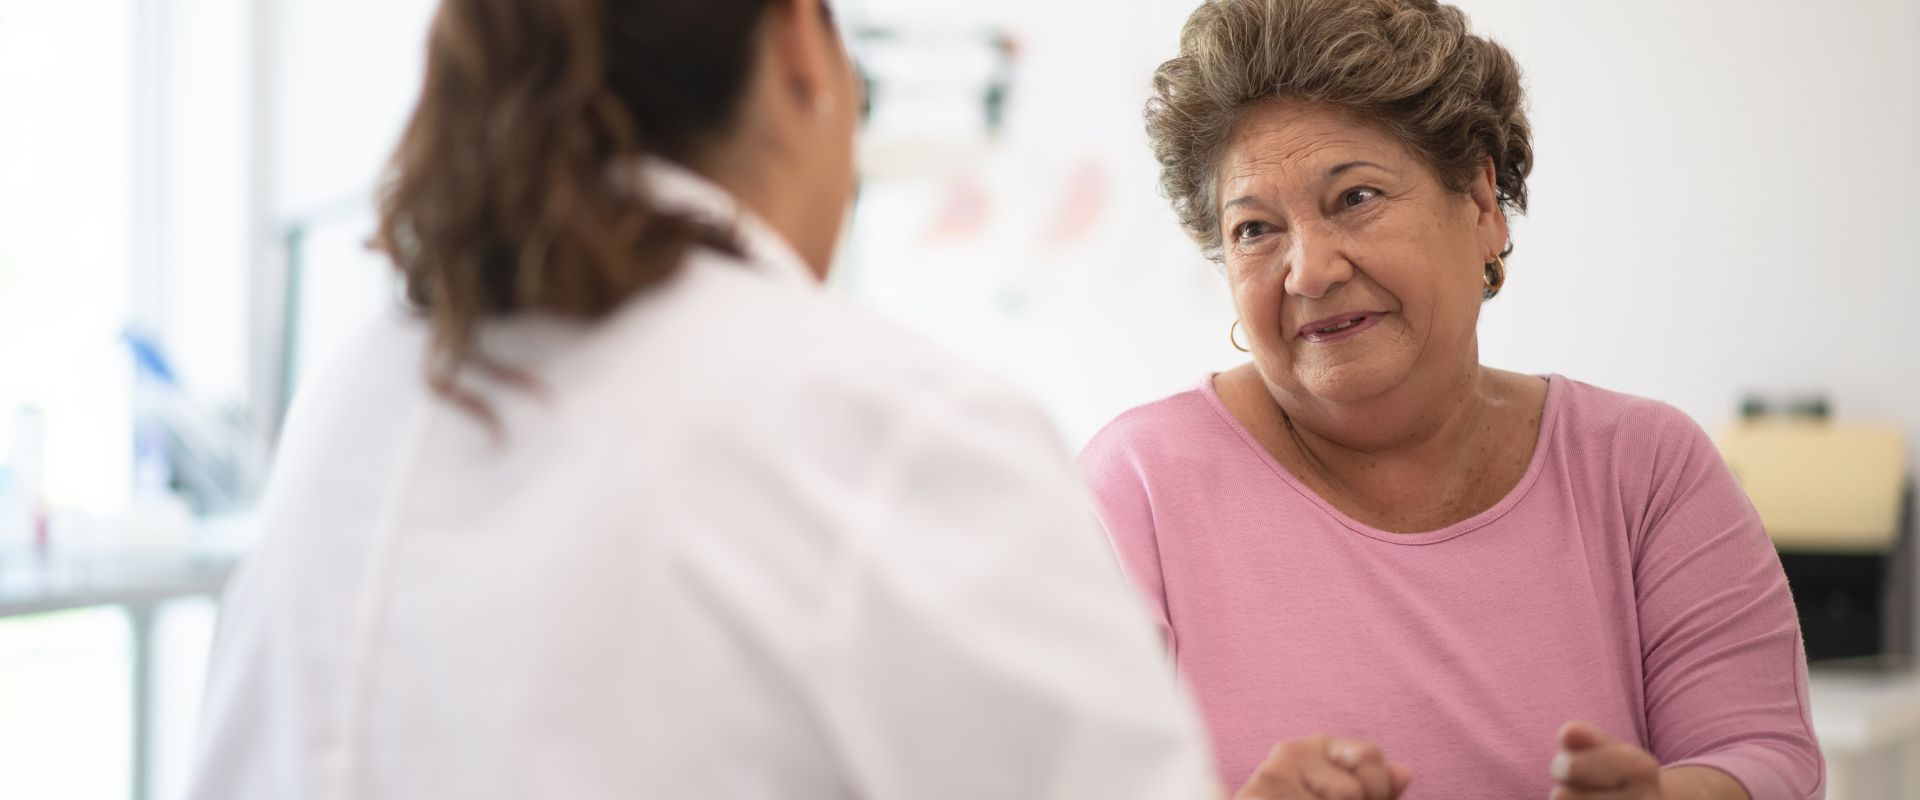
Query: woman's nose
1282,225,1353,299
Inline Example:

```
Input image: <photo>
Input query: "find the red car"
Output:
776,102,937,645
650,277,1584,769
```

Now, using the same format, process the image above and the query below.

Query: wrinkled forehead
1214,101,1418,197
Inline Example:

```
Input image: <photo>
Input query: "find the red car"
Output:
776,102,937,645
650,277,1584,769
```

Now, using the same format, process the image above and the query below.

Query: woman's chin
1288,358,1412,406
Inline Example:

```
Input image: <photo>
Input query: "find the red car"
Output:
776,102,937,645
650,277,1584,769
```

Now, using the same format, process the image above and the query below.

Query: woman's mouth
1297,312,1384,344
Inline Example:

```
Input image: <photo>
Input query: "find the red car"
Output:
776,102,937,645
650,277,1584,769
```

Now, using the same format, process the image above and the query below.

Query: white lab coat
187,159,1216,799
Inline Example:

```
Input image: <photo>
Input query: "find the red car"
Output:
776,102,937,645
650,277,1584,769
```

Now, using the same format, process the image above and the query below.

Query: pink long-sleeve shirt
1080,374,1824,799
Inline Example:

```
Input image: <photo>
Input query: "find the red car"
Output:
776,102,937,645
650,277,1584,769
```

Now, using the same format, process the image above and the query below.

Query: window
0,1,140,516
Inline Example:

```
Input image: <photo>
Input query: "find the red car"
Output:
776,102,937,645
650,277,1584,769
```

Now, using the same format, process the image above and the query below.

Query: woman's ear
1470,158,1507,257
762,0,843,119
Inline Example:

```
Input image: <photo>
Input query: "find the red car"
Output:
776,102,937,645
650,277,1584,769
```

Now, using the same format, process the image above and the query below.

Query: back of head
374,0,774,417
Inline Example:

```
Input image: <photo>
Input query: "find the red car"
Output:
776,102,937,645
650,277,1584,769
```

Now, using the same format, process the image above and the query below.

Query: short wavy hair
1146,0,1532,262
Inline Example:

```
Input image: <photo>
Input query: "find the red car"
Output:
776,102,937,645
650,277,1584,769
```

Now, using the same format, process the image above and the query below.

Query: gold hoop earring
1229,319,1251,353
1483,255,1507,300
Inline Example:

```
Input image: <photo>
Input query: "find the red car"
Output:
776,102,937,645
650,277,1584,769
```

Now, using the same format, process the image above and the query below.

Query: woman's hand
1550,721,1662,799
1232,735,1413,800
1551,721,1753,800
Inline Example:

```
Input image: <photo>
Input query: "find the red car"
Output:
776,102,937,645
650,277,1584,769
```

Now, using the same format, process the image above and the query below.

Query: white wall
268,0,436,221
262,0,436,396
0,1,139,511
843,0,1241,447
1466,0,1920,451
156,0,252,406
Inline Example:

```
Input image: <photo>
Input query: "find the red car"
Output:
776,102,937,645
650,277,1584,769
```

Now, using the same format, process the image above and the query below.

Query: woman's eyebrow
1327,160,1390,177
1222,159,1393,211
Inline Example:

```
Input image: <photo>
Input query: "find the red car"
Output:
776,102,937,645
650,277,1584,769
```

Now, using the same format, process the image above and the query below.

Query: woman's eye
1234,221,1271,242
1342,187,1381,208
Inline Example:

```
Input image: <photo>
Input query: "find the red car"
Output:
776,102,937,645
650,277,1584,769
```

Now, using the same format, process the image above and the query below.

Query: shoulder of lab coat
643,260,1218,800
673,294,1220,798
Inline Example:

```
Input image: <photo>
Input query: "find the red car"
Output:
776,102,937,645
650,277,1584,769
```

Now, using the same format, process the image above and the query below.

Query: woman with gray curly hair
1080,1,1824,798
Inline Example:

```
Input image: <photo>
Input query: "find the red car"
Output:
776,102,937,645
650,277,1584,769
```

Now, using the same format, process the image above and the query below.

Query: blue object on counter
122,329,179,386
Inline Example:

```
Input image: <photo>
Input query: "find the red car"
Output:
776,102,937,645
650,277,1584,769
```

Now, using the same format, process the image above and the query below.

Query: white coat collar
623,156,821,289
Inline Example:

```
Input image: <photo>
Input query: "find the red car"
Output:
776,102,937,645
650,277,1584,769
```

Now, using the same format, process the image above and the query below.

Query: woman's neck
1286,364,1491,467
1225,363,1546,533
683,138,828,280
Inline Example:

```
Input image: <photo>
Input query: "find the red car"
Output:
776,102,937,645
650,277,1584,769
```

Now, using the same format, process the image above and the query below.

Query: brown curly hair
1145,0,1532,262
373,0,776,424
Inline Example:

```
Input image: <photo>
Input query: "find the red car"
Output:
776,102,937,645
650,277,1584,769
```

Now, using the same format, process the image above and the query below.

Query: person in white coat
187,1,1411,798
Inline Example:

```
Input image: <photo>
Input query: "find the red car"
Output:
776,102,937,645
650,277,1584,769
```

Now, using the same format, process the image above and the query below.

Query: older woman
1082,1,1823,799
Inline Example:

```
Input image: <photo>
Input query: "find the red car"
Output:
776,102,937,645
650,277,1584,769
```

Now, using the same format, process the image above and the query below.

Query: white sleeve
802,384,1218,800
